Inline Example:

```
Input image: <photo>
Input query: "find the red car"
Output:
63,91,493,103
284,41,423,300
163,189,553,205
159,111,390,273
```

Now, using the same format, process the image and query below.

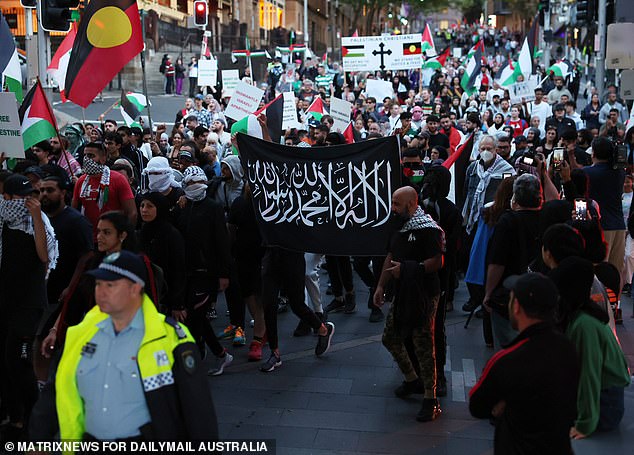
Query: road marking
444,345,451,372
463,358,477,387
451,370,466,402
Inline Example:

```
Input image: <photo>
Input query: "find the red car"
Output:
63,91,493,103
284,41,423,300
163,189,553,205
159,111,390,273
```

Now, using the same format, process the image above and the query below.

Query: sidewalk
207,270,634,454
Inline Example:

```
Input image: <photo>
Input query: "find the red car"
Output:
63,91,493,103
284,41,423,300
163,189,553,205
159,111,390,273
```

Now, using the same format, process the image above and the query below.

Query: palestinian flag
117,91,148,128
466,39,484,61
64,0,143,108
403,42,422,56
19,80,59,151
547,60,573,78
496,60,522,86
421,23,436,55
342,45,365,58
517,14,538,77
47,23,77,102
306,96,327,121
230,94,284,150
0,12,23,102
343,121,354,144
461,42,482,97
423,47,451,69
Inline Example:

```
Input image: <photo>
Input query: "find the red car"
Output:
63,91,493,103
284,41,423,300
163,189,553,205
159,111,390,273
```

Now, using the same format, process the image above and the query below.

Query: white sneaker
208,352,233,376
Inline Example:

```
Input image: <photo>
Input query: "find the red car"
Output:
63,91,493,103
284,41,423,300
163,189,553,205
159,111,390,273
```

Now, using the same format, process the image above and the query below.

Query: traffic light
194,1,208,27
40,0,80,32
576,0,596,24
20,0,37,7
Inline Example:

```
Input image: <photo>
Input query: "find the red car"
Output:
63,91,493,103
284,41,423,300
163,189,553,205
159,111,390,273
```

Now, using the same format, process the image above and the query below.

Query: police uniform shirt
77,308,151,439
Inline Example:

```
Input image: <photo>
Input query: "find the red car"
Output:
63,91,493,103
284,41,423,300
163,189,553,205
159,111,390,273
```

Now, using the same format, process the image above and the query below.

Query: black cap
86,251,147,286
503,273,559,315
3,174,37,196
24,166,45,179
554,103,565,111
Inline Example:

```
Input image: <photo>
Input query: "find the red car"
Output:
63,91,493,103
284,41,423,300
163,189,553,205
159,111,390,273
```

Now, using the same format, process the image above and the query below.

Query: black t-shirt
486,210,541,282
428,132,450,150
0,226,47,309
47,207,93,305
228,196,264,261
389,227,443,296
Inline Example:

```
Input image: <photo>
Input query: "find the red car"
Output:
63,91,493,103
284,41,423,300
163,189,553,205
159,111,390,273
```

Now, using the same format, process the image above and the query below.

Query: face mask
83,157,104,175
184,182,208,201
0,199,29,223
148,172,172,192
480,150,494,163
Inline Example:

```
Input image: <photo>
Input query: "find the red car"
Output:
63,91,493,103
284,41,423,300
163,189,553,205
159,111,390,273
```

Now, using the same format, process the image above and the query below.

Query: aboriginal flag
402,42,422,56
64,0,143,108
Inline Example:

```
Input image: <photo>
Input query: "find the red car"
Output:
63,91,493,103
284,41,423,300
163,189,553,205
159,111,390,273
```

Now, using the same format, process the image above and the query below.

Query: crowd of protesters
0,22,630,447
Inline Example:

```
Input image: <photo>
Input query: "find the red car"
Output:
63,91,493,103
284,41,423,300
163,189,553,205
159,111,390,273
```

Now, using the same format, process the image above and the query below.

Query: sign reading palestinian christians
341,34,423,72
237,134,401,256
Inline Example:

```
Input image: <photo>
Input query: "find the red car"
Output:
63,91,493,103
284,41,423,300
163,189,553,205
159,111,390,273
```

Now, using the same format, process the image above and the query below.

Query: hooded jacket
208,155,245,216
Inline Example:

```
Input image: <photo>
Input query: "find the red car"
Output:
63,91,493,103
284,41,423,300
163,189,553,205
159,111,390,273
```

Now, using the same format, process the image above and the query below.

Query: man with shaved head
374,186,445,422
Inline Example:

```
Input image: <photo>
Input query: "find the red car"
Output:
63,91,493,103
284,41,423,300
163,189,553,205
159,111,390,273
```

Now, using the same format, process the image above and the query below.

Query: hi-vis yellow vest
55,294,193,442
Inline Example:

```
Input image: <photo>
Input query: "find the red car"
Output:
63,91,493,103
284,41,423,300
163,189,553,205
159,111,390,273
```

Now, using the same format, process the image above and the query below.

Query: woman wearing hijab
138,192,187,316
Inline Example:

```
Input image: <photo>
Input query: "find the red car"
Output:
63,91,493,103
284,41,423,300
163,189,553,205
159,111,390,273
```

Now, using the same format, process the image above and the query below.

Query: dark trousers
326,256,354,298
353,256,384,308
189,77,198,97
0,308,42,426
466,282,493,346
185,273,224,357
262,248,322,351
165,75,174,94
598,386,625,431
225,261,245,329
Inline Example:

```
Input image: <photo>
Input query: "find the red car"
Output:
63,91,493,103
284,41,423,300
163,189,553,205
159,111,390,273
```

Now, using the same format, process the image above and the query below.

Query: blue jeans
598,386,625,431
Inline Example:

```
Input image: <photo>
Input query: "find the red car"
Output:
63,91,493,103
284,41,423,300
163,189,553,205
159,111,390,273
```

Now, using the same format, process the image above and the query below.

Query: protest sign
0,93,25,158
365,79,394,102
341,33,423,72
221,69,240,97
508,77,537,104
224,81,264,121
329,97,352,133
197,59,217,86
237,134,401,256
281,92,300,130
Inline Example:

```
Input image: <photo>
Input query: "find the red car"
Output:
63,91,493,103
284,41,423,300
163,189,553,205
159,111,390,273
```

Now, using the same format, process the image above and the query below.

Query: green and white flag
19,80,58,150
0,12,23,102
117,91,149,128
547,60,573,78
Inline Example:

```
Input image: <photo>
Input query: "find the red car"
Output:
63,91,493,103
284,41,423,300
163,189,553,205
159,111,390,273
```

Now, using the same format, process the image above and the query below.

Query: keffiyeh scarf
80,158,110,210
0,199,59,273
400,206,443,233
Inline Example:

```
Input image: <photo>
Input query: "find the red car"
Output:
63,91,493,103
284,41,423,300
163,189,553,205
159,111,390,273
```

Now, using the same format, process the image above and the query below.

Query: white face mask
148,173,172,192
480,150,494,163
184,182,208,201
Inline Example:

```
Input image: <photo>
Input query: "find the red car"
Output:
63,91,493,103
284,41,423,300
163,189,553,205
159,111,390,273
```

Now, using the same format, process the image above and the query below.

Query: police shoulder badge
181,350,196,375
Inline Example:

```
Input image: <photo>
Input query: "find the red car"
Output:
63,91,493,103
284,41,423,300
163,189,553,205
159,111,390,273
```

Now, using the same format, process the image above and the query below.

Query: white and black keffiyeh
0,199,59,273
400,206,442,233
80,158,110,210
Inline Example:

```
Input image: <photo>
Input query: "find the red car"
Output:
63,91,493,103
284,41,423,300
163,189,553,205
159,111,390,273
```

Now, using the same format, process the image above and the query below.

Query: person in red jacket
440,113,463,155
505,105,528,138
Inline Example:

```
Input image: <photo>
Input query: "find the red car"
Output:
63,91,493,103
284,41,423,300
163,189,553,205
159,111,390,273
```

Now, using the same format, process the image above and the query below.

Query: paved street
207,267,634,455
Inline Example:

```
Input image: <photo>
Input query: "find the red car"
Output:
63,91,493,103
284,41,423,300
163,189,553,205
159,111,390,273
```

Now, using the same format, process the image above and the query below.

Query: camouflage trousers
382,295,439,395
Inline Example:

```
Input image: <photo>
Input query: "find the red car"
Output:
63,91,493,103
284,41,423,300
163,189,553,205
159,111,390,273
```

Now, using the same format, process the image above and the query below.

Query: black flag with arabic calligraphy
236,134,402,256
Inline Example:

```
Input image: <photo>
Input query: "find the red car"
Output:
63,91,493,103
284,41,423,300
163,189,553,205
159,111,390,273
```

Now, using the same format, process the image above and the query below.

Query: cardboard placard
281,92,301,130
621,70,634,100
365,79,394,102
508,77,538,105
341,33,423,72
224,80,265,121
0,93,25,159
197,59,217,87
221,69,240,97
607,23,634,70
329,97,352,133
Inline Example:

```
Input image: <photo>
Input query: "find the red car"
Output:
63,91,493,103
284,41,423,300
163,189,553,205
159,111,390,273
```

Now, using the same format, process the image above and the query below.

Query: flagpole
81,107,86,127
139,9,153,131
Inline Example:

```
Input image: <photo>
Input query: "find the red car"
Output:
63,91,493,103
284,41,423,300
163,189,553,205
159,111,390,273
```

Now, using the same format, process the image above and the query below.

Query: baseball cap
308,118,321,128
86,251,147,286
554,103,565,111
3,174,37,196
195,94,204,100
503,273,559,315
178,150,196,162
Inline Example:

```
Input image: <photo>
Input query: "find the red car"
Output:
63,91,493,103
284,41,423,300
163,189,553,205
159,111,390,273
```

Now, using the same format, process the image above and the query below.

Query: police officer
31,251,217,442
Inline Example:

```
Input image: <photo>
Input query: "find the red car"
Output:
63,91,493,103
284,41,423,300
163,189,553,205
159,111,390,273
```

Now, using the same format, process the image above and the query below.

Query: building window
259,0,283,30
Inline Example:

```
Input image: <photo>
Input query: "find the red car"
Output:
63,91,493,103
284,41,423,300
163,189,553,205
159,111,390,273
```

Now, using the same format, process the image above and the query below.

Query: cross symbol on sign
372,42,392,71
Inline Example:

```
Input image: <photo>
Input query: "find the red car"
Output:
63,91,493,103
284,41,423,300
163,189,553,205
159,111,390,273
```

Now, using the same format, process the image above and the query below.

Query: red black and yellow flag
64,0,143,108
402,42,422,56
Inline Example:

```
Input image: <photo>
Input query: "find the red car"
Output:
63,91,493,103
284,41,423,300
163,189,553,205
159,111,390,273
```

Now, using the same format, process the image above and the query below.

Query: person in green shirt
545,251,631,439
